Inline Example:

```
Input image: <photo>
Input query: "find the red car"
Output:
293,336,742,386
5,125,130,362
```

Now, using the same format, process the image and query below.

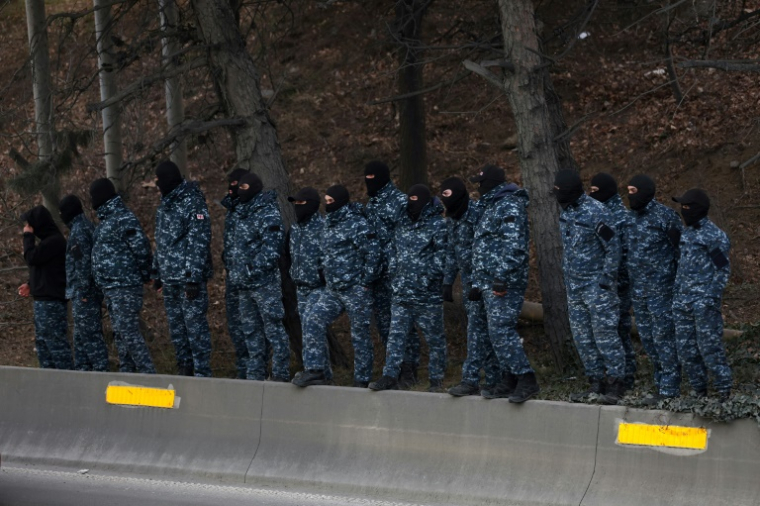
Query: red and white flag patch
196,214,205,220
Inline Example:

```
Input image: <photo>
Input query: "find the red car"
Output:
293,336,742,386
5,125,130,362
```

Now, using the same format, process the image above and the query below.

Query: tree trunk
25,0,59,211
395,0,429,192
93,0,124,191
159,0,188,176
498,0,575,371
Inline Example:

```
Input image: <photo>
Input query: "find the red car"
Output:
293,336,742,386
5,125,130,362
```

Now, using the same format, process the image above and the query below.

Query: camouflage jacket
320,203,381,291
152,181,213,285
559,193,621,291
674,217,730,302
472,183,530,291
443,200,483,290
226,190,284,289
65,213,98,299
288,212,325,289
364,181,406,274
390,201,447,304
221,194,239,272
627,200,682,296
600,194,632,291
92,196,153,289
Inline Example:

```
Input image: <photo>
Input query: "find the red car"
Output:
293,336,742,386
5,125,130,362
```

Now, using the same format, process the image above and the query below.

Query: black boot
267,375,290,383
291,370,328,387
428,379,445,393
398,362,417,389
481,372,518,399
570,378,605,402
448,381,480,397
600,377,626,405
178,363,194,377
369,375,399,391
353,380,369,388
508,372,540,403
718,390,731,402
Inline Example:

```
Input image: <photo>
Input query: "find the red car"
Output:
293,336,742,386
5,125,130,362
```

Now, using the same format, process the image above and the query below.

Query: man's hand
23,224,33,234
18,283,30,297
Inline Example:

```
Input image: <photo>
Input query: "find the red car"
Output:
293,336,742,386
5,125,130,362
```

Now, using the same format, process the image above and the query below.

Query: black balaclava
155,160,184,197
469,164,505,196
89,178,117,210
628,174,656,212
553,170,584,209
673,189,710,227
227,168,249,199
364,161,391,197
325,184,350,214
59,195,83,226
407,184,431,222
288,187,320,223
589,173,618,203
22,205,61,239
440,177,469,220
238,173,264,204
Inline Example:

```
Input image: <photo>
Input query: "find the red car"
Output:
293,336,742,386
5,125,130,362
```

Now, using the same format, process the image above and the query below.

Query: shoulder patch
595,222,614,241
503,216,515,224
268,225,281,232
709,248,729,269
196,214,205,220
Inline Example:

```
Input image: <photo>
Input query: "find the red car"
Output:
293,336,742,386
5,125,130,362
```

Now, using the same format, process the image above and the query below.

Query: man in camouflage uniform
226,172,290,381
59,195,109,372
672,189,732,401
152,161,213,377
286,187,332,381
221,168,251,378
554,169,625,404
363,161,420,386
90,178,156,374
469,166,538,403
626,175,683,401
588,173,636,390
441,177,501,397
293,185,380,387
19,205,73,370
370,185,448,392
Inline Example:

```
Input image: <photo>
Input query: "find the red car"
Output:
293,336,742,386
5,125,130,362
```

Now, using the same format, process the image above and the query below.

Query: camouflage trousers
382,300,446,381
304,284,373,383
104,286,156,374
33,300,73,370
483,288,533,376
567,283,625,380
633,290,681,397
371,276,420,366
618,283,637,383
297,286,332,380
673,296,732,394
163,283,213,377
71,291,109,372
225,277,249,379
238,282,290,381
461,297,501,386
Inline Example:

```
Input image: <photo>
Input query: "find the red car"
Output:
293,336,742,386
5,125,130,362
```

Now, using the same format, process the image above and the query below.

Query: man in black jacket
18,205,73,369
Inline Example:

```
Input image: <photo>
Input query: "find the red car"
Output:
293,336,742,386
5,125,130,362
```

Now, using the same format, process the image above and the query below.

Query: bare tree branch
462,59,504,91
677,60,760,72
368,70,470,105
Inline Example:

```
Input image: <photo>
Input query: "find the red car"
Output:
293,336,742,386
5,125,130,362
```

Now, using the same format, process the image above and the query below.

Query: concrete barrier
246,382,600,505
581,406,760,506
0,366,262,482
1,366,759,505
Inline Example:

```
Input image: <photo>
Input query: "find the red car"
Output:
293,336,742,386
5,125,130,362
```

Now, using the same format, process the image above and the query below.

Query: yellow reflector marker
617,422,708,450
106,385,176,409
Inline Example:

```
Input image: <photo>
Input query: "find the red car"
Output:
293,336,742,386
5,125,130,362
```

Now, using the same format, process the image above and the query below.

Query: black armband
709,248,729,268
595,222,614,242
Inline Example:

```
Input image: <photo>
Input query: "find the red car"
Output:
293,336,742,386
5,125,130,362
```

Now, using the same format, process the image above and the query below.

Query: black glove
666,226,681,247
185,282,200,300
467,287,482,301
492,280,507,293
152,279,163,291
442,284,454,302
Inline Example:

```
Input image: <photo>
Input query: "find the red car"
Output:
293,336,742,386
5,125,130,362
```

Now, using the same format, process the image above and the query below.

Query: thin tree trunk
93,0,124,191
159,0,188,176
498,0,575,371
25,0,59,211
395,0,429,191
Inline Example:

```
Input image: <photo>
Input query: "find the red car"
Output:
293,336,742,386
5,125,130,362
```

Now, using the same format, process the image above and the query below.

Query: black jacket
22,206,67,301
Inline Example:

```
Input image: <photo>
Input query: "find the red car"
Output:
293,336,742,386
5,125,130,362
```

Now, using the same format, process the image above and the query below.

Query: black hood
440,176,469,220
589,173,618,203
288,187,321,223
23,205,61,239
553,169,583,209
673,188,710,227
227,168,249,199
364,160,391,197
407,184,431,222
325,184,350,213
238,172,264,204
628,174,656,212
469,164,506,197
155,160,184,197
89,178,117,210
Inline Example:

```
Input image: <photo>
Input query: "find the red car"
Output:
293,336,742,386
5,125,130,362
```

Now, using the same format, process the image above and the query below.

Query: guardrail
0,366,757,505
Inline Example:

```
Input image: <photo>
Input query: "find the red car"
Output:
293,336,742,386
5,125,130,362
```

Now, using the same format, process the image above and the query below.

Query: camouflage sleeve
123,218,153,284
432,220,449,281
249,206,284,274
355,218,381,287
708,231,731,291
443,222,458,285
595,220,621,284
184,199,212,283
665,210,683,254
75,227,97,293
493,203,528,283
